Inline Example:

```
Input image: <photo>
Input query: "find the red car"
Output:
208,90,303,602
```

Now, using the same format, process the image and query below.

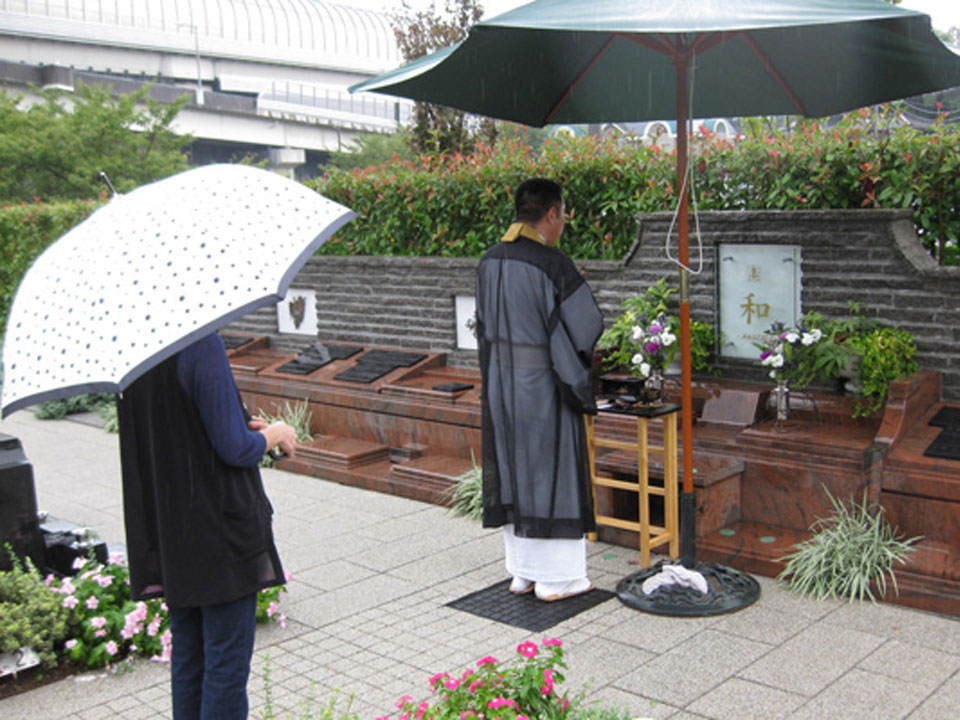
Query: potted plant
599,278,719,399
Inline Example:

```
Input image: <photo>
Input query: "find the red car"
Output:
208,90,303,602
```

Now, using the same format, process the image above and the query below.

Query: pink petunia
517,641,538,659
415,701,429,719
396,695,414,709
444,678,459,690
487,698,517,710
542,637,562,647
476,655,498,666
468,679,484,693
105,640,118,656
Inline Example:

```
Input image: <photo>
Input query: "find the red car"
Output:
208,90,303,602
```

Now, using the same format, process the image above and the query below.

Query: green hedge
313,106,959,263
2,107,957,336
0,199,99,336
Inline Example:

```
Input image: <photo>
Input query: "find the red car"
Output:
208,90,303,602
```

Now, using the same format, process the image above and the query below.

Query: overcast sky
361,0,959,33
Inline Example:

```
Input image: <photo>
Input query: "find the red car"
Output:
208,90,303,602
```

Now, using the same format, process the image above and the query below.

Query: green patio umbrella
352,0,960,578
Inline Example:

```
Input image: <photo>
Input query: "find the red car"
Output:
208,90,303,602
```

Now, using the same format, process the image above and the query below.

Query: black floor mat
923,429,960,461
929,407,960,430
446,580,614,632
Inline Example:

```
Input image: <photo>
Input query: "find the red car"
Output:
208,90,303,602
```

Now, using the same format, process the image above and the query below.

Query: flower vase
773,379,790,421
643,368,664,404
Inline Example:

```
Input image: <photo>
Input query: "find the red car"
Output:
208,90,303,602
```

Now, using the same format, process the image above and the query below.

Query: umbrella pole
674,54,697,569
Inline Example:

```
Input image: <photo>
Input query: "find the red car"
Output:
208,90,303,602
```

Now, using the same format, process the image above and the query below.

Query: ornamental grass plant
444,451,483,522
778,488,920,603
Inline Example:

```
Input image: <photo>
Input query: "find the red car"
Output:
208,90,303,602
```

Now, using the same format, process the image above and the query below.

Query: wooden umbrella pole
674,48,697,567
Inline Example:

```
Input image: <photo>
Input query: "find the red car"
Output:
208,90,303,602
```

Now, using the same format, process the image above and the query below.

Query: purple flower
645,341,661,354
648,323,663,333
759,349,772,361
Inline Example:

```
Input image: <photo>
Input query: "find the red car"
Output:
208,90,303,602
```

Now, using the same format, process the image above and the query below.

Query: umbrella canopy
1,164,355,418
350,0,960,565
352,0,960,125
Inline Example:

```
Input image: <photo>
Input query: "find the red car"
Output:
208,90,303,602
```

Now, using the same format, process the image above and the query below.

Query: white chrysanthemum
631,352,645,366
631,325,644,341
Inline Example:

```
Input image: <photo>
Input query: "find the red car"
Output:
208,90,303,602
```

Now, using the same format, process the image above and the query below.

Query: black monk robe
117,336,284,607
476,225,604,539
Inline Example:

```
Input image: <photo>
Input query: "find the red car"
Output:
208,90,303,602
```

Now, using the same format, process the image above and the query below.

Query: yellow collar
500,222,546,245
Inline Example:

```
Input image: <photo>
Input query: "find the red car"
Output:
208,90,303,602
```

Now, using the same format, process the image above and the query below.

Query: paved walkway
1,410,959,720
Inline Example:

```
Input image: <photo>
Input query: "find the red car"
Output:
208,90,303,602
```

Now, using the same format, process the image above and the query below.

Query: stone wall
229,209,960,401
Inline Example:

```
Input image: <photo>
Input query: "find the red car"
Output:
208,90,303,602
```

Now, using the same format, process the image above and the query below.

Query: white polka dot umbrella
1,164,355,417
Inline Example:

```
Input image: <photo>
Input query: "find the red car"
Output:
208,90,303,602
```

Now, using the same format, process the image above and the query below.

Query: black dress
117,336,284,607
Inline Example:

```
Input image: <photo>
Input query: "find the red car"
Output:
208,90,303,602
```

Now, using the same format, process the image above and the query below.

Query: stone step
290,435,390,470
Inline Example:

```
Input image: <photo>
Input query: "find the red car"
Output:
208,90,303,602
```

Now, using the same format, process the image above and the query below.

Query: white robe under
503,524,586,583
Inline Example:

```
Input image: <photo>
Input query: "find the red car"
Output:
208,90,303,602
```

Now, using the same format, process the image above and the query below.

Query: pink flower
147,617,161,637
44,573,55,586
542,637,563,647
476,655,498,666
541,668,555,695
415,701,429,719
85,595,99,610
62,595,79,609
396,695,413,709
284,571,293,581
517,641,538,659
557,697,570,710
95,630,107,638
94,574,113,588
429,672,450,687
468,679,484,693
105,640,118,656
90,616,107,629
517,716,529,720
65,639,78,649
267,601,278,618
460,668,475,681
72,557,87,570
444,679,459,690
60,578,75,595
487,698,516,710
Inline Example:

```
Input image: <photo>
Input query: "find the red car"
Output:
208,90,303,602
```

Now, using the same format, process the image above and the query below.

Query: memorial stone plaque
277,289,317,336
455,295,478,351
718,244,801,359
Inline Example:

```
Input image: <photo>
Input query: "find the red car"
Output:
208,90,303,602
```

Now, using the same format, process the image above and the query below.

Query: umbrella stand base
616,559,760,617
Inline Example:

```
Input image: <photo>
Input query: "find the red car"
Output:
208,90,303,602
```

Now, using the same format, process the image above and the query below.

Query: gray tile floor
2,410,959,719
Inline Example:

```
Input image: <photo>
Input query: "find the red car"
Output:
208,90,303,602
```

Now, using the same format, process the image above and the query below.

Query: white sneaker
509,576,534,594
534,577,594,602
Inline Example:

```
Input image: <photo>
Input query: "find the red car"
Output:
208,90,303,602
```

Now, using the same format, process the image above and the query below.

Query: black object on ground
616,559,761,617
432,382,474,393
923,429,960,461
276,343,364,375
929,406,960,429
333,349,427,384
333,363,395,383
220,335,253,350
446,579,614,632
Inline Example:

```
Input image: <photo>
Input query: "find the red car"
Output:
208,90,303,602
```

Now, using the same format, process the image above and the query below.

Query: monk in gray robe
476,178,604,601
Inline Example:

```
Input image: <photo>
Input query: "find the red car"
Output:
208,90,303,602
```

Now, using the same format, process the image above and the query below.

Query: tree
0,82,192,201
392,0,498,154
325,129,416,171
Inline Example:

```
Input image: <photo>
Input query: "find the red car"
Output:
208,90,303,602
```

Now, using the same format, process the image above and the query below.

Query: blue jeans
169,593,258,720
